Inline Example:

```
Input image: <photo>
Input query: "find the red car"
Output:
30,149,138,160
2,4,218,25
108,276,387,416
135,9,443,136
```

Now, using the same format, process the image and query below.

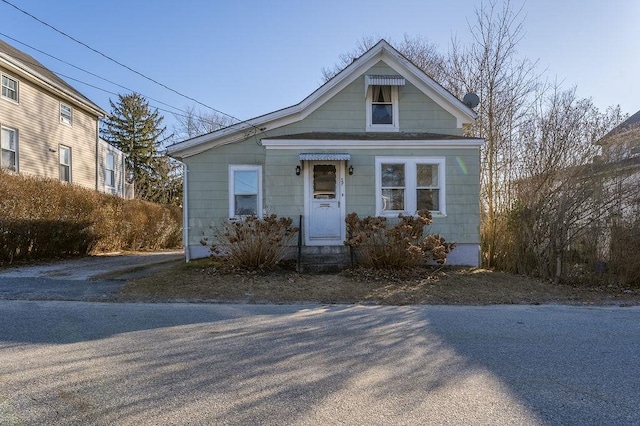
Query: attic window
365,75,403,132
366,85,399,131
372,86,393,124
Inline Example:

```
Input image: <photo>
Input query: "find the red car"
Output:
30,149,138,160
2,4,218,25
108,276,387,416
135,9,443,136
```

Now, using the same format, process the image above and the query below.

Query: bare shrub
210,215,298,270
345,210,455,269
0,170,182,263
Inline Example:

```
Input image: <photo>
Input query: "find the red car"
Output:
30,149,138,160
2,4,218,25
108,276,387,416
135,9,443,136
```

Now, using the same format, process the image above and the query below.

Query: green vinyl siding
184,140,265,245
186,143,480,246
265,61,460,136
183,59,477,248
261,147,480,244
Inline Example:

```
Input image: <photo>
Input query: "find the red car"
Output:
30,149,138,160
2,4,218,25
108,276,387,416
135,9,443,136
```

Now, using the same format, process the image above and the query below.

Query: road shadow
1,303,639,424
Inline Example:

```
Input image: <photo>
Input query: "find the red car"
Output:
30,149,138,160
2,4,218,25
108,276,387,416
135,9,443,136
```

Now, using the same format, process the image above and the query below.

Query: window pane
235,195,257,215
1,128,15,150
372,104,393,124
313,164,336,199
382,189,404,211
2,76,17,100
60,165,70,182
1,150,16,171
417,189,439,211
106,170,114,187
381,163,404,186
417,164,438,186
234,170,257,194
373,86,391,103
61,104,72,124
60,147,70,165
106,153,114,170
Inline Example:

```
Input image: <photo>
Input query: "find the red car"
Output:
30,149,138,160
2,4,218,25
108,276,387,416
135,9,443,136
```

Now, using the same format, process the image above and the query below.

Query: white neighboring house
97,138,131,198
596,109,640,219
0,38,130,198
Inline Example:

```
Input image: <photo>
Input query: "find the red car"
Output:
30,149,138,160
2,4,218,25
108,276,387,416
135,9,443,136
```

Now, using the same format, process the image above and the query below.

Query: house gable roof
0,38,105,117
168,40,478,159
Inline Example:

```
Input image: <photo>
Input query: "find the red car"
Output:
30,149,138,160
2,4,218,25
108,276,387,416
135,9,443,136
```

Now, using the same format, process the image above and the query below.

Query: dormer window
365,75,404,132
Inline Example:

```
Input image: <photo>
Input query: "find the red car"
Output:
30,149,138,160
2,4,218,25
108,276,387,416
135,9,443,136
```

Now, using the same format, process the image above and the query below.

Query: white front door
304,161,345,245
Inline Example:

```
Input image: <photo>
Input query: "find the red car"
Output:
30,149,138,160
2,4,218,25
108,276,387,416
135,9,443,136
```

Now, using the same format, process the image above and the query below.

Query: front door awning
299,153,351,162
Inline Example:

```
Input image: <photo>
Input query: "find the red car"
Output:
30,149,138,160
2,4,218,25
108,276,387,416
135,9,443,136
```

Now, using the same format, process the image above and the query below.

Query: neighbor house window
1,74,18,102
59,145,71,182
229,165,262,218
105,152,115,187
60,103,72,125
1,126,17,171
375,157,445,216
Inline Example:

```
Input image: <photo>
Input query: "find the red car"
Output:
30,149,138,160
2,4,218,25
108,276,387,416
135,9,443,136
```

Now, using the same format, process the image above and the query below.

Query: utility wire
0,33,197,120
55,72,196,120
0,0,252,128
0,32,189,116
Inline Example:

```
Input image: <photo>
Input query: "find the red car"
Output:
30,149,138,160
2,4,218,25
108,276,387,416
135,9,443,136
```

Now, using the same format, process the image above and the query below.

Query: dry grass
119,259,640,306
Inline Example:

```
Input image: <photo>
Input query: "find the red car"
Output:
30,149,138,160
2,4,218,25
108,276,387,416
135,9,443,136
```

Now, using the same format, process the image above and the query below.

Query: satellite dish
463,92,480,108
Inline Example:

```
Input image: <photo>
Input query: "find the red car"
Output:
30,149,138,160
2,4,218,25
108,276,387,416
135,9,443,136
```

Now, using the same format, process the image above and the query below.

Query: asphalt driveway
0,251,183,301
1,302,639,425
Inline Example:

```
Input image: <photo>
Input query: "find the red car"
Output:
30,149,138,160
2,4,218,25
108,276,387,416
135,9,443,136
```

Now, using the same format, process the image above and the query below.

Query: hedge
0,170,182,263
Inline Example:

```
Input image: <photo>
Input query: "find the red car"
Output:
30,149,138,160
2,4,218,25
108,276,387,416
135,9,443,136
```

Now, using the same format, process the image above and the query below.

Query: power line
0,0,250,127
0,32,189,116
55,72,196,120
0,34,198,120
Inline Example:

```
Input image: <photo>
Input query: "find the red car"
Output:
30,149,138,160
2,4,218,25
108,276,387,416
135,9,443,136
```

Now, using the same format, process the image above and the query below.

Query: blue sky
2,0,638,135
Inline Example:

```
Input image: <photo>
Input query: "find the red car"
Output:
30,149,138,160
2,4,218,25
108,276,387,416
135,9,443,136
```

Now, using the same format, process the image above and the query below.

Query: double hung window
60,103,72,125
367,85,399,131
376,157,445,216
1,126,17,171
229,165,262,218
1,74,18,102
59,145,71,182
105,153,115,187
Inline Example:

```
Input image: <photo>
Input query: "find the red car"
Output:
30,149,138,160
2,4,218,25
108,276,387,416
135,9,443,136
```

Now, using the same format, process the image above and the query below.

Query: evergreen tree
101,93,180,204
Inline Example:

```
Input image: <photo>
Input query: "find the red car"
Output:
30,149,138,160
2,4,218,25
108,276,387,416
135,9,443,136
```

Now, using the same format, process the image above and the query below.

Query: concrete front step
289,246,354,272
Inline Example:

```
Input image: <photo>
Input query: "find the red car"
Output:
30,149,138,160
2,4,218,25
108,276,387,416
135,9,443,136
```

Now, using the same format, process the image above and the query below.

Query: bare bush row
0,170,182,263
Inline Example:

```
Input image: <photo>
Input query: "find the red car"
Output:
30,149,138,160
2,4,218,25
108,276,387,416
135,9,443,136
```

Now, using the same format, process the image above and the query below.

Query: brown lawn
118,259,640,306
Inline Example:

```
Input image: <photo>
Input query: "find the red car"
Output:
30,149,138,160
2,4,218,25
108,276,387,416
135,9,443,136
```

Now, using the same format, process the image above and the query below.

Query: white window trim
105,152,115,188
60,103,73,126
228,164,263,219
366,85,399,132
1,73,19,103
59,144,72,183
375,156,446,217
1,126,18,171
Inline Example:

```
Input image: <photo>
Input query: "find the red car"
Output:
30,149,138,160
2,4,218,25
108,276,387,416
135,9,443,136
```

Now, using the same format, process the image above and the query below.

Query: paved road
0,251,183,301
1,302,638,425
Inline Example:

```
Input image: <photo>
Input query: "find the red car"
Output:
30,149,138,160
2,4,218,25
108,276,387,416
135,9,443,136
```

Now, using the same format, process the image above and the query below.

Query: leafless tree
447,0,539,268
508,86,627,282
173,105,238,140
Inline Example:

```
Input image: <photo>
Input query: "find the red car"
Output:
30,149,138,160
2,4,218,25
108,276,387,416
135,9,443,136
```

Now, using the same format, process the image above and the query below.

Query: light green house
168,40,483,267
